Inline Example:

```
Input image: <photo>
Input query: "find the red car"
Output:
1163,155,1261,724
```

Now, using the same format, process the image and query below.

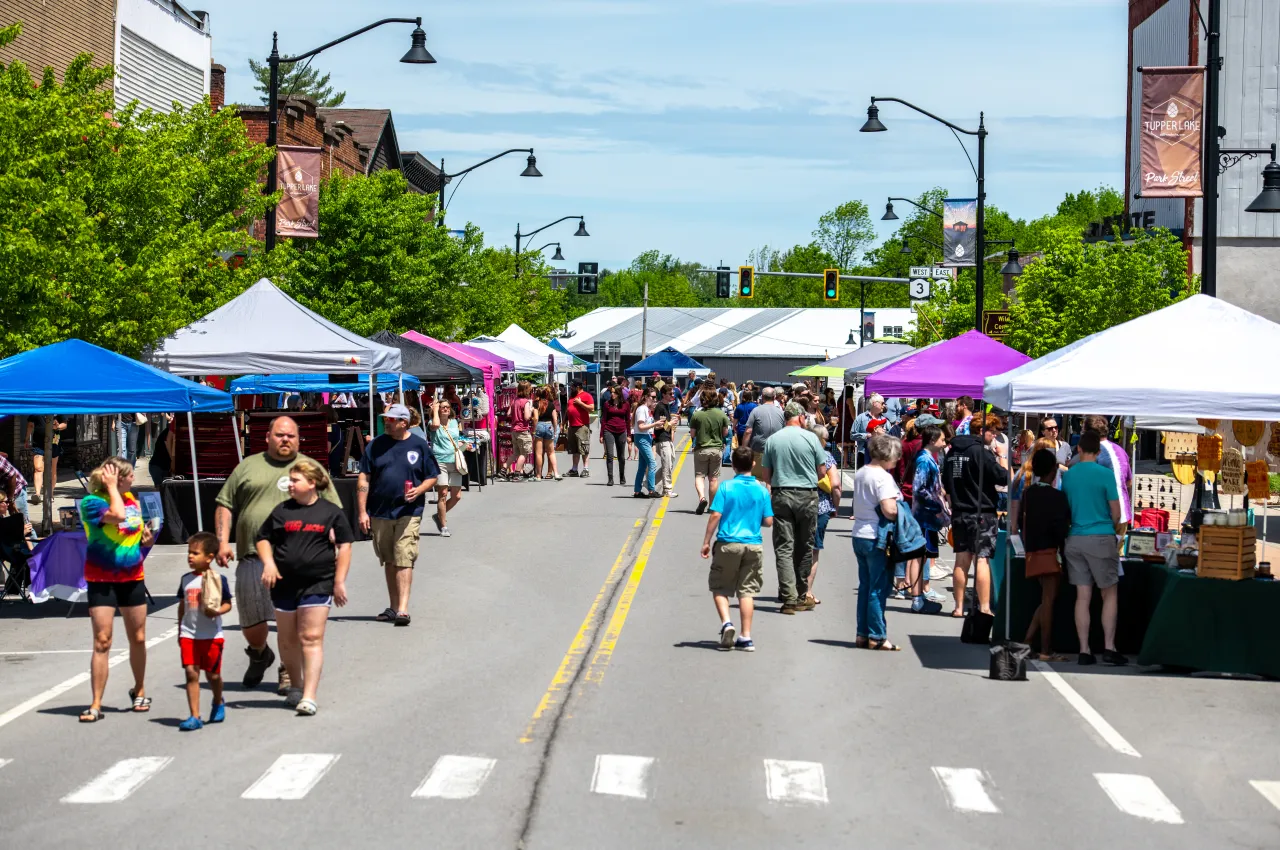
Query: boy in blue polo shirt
700,446,774,651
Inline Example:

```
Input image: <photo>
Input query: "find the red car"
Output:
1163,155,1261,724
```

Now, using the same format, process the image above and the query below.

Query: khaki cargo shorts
566,425,591,456
708,541,764,598
512,430,534,457
751,451,766,480
694,447,723,479
371,516,422,568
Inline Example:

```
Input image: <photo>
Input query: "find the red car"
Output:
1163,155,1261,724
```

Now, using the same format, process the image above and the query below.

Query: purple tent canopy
865,330,1030,400
448,341,515,372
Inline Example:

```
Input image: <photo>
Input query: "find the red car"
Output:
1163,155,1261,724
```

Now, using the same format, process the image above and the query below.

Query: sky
201,0,1129,271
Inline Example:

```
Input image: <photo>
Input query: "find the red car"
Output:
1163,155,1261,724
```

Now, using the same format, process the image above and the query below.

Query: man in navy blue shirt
357,404,439,627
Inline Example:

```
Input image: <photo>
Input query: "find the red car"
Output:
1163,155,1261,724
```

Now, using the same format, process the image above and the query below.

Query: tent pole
187,411,203,532
369,374,376,443
230,412,243,463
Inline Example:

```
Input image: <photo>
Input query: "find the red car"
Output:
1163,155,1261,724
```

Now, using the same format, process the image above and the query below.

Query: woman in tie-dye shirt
78,458,154,722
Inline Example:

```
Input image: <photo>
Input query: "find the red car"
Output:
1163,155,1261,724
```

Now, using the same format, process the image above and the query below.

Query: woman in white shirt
631,387,659,498
851,432,904,651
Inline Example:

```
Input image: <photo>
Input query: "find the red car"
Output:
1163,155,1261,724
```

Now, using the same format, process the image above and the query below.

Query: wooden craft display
1197,434,1223,472
1269,423,1280,459
1171,453,1198,485
1197,418,1220,431
1197,525,1256,580
1220,448,1246,495
1133,474,1187,512
1247,460,1271,500
1163,431,1198,460
1233,420,1265,447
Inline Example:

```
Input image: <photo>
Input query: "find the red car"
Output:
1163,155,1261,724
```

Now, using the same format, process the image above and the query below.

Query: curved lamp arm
280,17,421,63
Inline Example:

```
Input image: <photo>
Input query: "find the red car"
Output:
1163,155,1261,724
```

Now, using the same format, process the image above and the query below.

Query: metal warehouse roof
558,307,917,359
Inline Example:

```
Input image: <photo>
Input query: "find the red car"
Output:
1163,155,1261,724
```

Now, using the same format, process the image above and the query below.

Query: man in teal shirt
1061,430,1124,666
760,402,830,614
701,446,774,651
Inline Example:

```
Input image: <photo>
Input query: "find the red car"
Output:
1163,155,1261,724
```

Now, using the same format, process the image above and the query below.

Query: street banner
277,145,323,238
942,198,977,267
1139,66,1204,198
862,310,876,342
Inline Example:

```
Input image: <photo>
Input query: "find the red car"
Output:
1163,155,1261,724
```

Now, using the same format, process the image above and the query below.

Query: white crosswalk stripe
591,754,654,799
1095,773,1183,824
932,767,1000,814
62,757,172,804
0,758,12,771
242,754,340,801
1250,780,1280,811
413,755,497,800
763,759,828,806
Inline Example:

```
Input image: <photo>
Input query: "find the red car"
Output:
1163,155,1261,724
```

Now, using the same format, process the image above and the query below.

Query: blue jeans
13,489,36,540
853,537,892,641
633,433,656,493
116,419,138,464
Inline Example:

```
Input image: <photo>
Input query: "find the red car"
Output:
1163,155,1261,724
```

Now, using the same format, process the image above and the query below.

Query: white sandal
295,699,317,716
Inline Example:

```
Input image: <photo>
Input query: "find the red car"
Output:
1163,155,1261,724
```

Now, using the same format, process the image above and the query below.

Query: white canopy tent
149,278,403,375
983,295,1280,419
465,336,548,373
496,324,575,371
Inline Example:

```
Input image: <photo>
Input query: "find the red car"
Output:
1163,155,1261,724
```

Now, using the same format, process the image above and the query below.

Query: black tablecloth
158,478,366,544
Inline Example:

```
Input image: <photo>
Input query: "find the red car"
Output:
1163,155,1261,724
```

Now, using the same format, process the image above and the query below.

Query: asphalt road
1,439,1278,849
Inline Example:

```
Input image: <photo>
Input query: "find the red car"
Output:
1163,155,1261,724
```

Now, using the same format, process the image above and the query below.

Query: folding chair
0,513,33,602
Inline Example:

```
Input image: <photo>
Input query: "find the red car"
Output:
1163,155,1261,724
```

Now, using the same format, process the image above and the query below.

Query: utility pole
641,278,650,358
1202,0,1222,296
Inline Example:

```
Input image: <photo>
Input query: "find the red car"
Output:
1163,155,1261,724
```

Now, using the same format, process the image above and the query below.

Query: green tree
1004,225,1195,357
248,58,346,106
0,24,274,356
813,200,875,270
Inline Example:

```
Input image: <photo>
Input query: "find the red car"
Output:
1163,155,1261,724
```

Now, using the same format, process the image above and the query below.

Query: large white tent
983,295,1280,418
464,336,547,373
149,278,402,375
496,324,574,371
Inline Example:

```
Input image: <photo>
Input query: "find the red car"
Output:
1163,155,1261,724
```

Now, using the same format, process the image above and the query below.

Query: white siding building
113,0,211,114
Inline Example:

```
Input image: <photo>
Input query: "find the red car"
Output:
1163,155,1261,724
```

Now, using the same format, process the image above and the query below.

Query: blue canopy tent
0,339,235,532
228,373,421,395
548,338,600,373
624,347,707,377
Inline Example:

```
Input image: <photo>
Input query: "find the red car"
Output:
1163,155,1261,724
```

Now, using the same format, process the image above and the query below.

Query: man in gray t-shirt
743,387,786,469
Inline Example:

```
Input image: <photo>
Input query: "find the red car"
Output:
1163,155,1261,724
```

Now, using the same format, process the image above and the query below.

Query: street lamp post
437,148,541,225
882,197,943,221
862,97,987,331
515,216,588,278
265,17,433,250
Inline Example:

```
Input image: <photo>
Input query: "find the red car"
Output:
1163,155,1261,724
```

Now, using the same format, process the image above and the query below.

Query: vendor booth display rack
1198,525,1256,580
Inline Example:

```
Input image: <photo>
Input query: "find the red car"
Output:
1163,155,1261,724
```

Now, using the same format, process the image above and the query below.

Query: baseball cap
868,417,889,431
784,401,806,420
915,414,944,427
381,403,411,421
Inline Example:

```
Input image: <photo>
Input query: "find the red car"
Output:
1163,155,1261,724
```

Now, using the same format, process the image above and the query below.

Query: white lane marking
1095,773,1183,824
591,754,654,799
0,758,11,770
0,627,178,732
242,754,340,800
1250,780,1280,810
0,649,125,655
412,755,497,799
931,767,1000,814
764,759,828,806
62,756,172,803
1031,660,1141,757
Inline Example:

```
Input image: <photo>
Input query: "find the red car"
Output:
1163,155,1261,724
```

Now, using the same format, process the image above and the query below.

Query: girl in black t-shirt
256,458,354,716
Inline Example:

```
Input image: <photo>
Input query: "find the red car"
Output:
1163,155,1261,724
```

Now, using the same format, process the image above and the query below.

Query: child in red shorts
176,532,232,731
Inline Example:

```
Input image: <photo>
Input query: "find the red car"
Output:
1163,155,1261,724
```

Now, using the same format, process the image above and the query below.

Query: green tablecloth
1137,564,1280,678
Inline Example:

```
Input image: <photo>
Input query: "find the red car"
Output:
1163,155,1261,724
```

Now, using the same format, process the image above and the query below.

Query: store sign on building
982,310,1011,340
1084,210,1157,242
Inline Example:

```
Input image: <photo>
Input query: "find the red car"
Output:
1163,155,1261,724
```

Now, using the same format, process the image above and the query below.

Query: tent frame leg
187,411,203,532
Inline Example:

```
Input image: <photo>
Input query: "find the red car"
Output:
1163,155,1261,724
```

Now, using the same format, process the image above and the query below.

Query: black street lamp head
1246,160,1280,213
520,153,542,177
882,200,899,221
860,103,887,133
846,330,858,346
899,238,912,255
400,24,436,64
574,219,589,237
551,245,565,261
999,247,1023,276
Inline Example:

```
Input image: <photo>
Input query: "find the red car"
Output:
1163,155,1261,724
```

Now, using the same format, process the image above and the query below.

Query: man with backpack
942,411,1008,620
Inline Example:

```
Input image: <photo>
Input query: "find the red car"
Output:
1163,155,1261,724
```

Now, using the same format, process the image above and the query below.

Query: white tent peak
150,277,402,375
496,324,574,371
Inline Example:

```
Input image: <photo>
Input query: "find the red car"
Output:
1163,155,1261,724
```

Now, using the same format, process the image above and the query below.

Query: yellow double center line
520,438,693,743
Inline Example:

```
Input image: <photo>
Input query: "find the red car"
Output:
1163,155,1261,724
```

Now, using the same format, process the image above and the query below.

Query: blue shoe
179,715,203,732
208,702,225,723
734,637,755,652
718,621,736,650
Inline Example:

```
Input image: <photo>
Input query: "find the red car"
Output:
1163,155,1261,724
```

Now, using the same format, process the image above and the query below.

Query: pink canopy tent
401,330,499,442
865,330,1030,400
449,341,515,373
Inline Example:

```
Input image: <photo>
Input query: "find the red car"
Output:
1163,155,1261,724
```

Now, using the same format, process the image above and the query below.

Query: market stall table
158,477,366,545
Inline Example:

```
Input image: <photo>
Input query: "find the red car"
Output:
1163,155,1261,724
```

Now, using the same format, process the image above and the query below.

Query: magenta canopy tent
865,330,1030,400
449,341,515,373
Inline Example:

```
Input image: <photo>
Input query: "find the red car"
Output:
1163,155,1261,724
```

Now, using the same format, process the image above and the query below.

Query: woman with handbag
429,398,466,538
1019,449,1072,661
851,433,904,650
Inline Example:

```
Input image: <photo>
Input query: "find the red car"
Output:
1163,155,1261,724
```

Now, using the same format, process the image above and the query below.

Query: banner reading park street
277,145,323,238
942,198,977,267
1139,66,1204,198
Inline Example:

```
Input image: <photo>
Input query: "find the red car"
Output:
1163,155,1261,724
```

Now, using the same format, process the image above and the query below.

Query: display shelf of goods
1233,420,1265,447
1198,434,1223,472
1197,525,1256,581
246,412,329,463
1163,431,1198,459
174,414,242,477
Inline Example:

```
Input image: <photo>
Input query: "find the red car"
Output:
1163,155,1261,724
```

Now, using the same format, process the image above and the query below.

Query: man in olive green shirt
690,389,732,515
760,402,829,613
215,416,342,692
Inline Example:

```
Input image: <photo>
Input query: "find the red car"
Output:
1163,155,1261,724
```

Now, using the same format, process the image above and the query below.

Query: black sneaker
566,470,579,477
1078,652,1097,666
696,499,708,515
243,644,276,688
1102,649,1128,666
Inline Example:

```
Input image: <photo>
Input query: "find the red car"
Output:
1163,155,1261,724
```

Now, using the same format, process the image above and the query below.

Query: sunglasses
1043,425,1059,431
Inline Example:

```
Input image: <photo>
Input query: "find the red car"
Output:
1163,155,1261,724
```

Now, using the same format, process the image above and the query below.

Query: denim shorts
534,422,557,441
812,512,832,550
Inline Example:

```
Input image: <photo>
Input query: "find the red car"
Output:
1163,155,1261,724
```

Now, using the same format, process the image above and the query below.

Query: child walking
700,446,774,652
176,532,232,731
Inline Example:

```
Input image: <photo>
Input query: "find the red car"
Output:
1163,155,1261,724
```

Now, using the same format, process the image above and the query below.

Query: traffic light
715,266,731,299
738,265,754,299
823,268,839,301
577,261,598,295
